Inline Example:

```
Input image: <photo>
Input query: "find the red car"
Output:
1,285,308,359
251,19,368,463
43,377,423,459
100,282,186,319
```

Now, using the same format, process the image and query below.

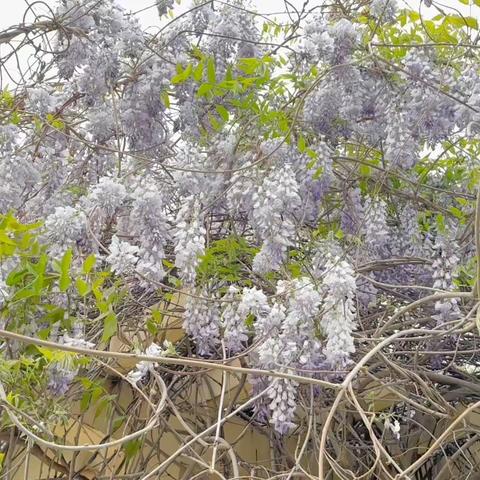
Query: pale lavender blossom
59,331,95,349
363,197,390,253
87,177,127,215
329,19,360,64
183,291,220,357
268,379,298,434
43,206,86,257
431,234,461,325
127,342,172,384
130,183,170,285
238,287,271,321
221,286,249,354
252,277,322,433
321,258,357,368
251,164,301,273
174,197,206,285
341,188,364,235
105,235,139,275
47,362,77,396
371,0,398,23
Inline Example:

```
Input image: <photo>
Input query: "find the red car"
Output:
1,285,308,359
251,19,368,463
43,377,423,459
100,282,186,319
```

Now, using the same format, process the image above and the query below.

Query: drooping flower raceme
105,235,139,275
221,286,249,355
130,184,170,286
127,342,171,384
329,18,360,64
371,0,398,23
43,206,87,257
384,110,419,169
393,205,423,257
183,291,221,357
278,278,322,340
363,197,390,254
251,164,301,273
47,361,77,396
341,188,364,235
431,233,461,325
253,278,322,433
238,286,271,325
321,257,357,368
174,197,206,285
86,176,127,216
255,301,285,339
267,378,299,434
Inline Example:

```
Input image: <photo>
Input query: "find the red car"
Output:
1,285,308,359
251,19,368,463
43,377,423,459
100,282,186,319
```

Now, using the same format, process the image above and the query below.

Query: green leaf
11,112,21,125
445,14,478,29
102,311,117,343
80,391,92,412
207,57,216,84
18,253,47,296
59,248,73,292
0,232,15,246
209,113,222,131
152,309,163,324
237,58,260,75
313,166,324,180
196,83,213,97
436,213,446,233
360,164,372,177
160,91,170,108
112,415,126,431
297,135,306,153
146,318,158,335
191,46,204,60
162,258,174,269
245,313,255,328
123,439,142,460
465,16,478,29
36,346,55,361
12,287,37,301
82,254,96,275
287,262,302,278
75,278,90,296
449,206,464,219
215,105,229,121
171,63,193,84
193,61,204,82
94,396,111,419
6,268,28,286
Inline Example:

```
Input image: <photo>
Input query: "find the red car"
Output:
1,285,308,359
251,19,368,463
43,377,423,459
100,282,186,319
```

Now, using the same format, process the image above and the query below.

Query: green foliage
0,89,22,126
78,377,113,416
146,308,164,336
45,113,65,131
0,353,69,429
0,214,124,430
197,236,258,285
168,51,312,142
123,438,143,462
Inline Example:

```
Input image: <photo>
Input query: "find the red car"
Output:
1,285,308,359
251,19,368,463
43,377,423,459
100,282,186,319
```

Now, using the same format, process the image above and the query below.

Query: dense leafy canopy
1,0,480,478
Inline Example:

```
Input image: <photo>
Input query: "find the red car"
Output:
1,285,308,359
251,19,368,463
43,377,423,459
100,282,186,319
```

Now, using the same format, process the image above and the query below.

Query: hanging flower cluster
0,0,476,453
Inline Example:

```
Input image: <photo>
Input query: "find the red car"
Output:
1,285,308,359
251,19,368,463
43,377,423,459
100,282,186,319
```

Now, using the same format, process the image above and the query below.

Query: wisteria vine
1,0,480,478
